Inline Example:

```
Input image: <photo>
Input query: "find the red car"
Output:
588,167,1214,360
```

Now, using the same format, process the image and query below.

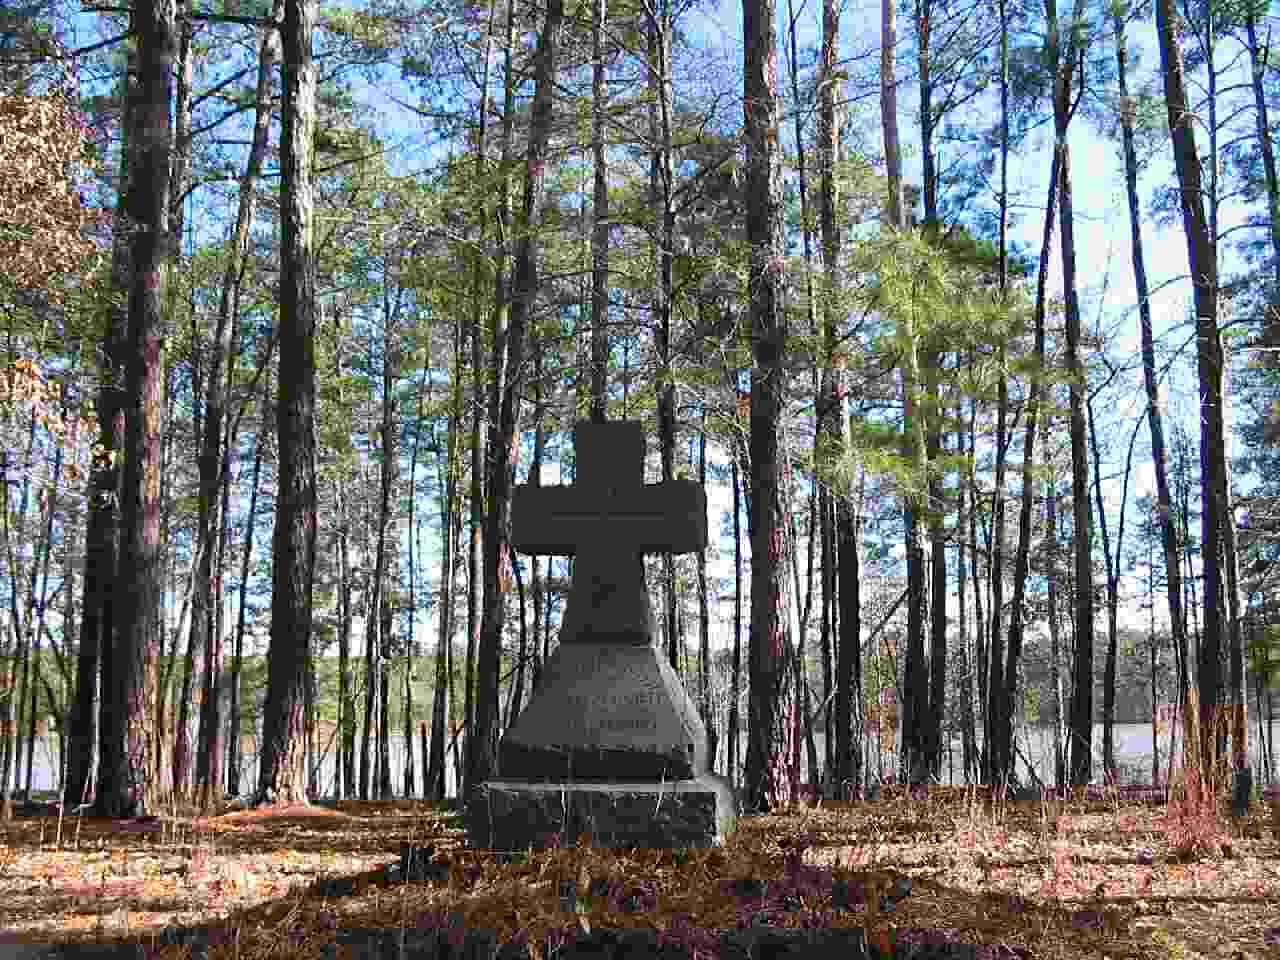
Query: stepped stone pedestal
465,421,737,851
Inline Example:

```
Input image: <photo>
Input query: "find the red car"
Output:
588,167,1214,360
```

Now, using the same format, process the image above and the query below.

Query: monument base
466,775,738,851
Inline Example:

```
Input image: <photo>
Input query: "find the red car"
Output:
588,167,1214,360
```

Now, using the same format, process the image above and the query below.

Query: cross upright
511,420,707,646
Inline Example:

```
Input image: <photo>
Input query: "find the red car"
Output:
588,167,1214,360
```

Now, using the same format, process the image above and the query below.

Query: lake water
11,719,1280,799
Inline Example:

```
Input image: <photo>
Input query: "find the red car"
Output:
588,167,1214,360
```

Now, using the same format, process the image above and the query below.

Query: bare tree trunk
729,455,743,787
97,0,176,819
467,0,564,801
66,73,133,806
589,0,609,422
228,399,266,799
332,477,354,797
1116,0,1186,787
169,9,197,804
743,0,788,813
428,311,464,802
464,0,515,799
880,0,903,227
1043,0,1095,787
1244,7,1280,331
647,0,679,672
194,0,280,810
1155,0,1224,789
1090,395,1138,782
1223,360,1248,810
1046,461,1065,787
257,0,318,806
999,148,1058,789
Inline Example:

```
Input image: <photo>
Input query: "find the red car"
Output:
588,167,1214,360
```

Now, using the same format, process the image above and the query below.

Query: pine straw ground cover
0,784,1277,960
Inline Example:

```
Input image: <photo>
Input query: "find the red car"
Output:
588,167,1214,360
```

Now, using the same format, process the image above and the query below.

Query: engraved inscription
567,690,660,731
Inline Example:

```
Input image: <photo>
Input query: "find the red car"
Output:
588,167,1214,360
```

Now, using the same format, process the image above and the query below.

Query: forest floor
0,784,1277,959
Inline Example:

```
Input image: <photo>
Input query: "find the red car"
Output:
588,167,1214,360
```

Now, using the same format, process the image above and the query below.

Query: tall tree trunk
467,0,564,801
1045,462,1065,786
1244,7,1280,330
647,0,679,672
880,0,925,788
1155,0,1224,789
816,0,846,796
257,0,318,806
697,419,714,767
194,0,280,810
464,0,514,799
880,0,903,227
589,0,609,422
1223,361,1248,809
334,477,355,797
1116,0,1187,786
97,0,176,819
743,0,788,813
367,297,400,800
1090,396,1137,783
228,398,266,798
429,312,465,802
999,148,1058,788
729,454,743,787
404,366,430,799
169,9,197,803
66,60,134,807
1045,0,1094,787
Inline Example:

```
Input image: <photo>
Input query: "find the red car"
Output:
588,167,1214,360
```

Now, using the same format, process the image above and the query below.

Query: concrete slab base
465,775,738,851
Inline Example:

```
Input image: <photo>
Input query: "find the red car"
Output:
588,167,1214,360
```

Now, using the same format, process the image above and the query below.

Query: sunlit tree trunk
1115,0,1186,787
193,0,280,809
97,0,176,819
67,58,133,809
170,7,199,803
1044,0,1095,787
228,391,266,799
257,0,318,806
1155,0,1224,791
743,0,788,813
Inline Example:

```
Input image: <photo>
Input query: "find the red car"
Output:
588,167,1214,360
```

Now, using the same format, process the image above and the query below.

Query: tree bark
590,0,609,422
428,313,464,801
67,58,134,808
1155,0,1224,789
467,0,564,801
1244,8,1280,331
193,0,280,809
257,0,318,806
998,148,1058,788
228,396,266,798
880,0,903,227
1116,0,1186,786
97,0,176,819
743,0,788,813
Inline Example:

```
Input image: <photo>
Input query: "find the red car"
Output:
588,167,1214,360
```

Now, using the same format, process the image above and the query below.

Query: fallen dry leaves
0,788,1275,959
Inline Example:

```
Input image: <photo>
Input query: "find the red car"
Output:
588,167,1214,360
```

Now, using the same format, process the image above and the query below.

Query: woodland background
2,0,1280,822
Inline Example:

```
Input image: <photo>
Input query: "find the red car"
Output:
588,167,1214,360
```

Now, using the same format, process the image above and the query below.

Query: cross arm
511,480,708,556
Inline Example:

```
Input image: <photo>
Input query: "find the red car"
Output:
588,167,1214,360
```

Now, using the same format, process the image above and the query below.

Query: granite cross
510,420,707,645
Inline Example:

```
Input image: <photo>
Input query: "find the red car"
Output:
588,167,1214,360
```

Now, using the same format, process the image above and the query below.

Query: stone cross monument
466,421,738,850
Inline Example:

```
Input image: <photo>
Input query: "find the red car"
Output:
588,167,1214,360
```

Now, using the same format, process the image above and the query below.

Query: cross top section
510,421,707,645
511,421,707,558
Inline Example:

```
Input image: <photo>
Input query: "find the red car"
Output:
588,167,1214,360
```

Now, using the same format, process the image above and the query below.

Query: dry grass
0,778,1277,960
